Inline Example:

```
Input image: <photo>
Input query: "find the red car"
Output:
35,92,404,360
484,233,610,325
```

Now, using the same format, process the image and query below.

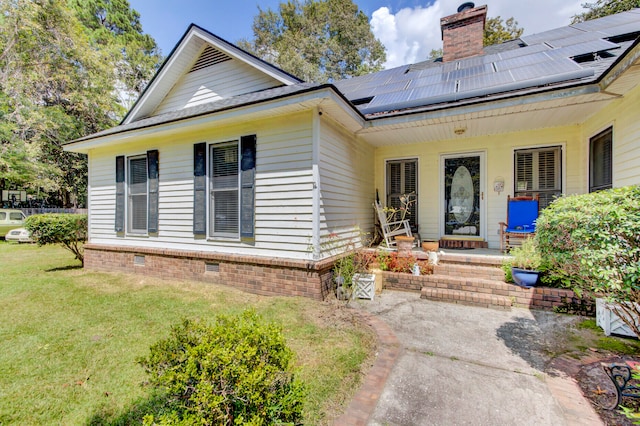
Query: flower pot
511,267,539,288
422,240,439,252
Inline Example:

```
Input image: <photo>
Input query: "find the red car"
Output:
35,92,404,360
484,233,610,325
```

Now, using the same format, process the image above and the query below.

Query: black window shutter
147,150,159,234
240,135,256,242
115,156,125,232
193,142,207,235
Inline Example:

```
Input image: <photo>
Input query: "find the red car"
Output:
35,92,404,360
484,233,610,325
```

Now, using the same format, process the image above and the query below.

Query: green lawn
0,242,374,425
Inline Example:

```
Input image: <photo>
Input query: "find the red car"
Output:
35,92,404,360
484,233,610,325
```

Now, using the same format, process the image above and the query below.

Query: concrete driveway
352,290,602,426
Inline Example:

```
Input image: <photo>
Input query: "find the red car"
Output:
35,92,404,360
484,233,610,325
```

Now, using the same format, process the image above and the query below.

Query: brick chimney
440,2,487,62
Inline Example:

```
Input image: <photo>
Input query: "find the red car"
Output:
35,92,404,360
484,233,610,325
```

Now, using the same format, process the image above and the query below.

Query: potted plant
333,250,377,301
505,238,541,288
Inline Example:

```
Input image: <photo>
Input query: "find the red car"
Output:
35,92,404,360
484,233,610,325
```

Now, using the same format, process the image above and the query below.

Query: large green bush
536,186,640,334
24,214,87,265
138,310,306,425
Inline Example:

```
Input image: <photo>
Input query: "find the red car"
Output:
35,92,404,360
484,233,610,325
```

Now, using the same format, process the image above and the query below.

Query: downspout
311,107,322,260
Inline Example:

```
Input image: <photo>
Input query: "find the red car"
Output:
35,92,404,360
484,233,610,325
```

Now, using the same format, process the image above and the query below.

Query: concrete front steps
382,250,578,311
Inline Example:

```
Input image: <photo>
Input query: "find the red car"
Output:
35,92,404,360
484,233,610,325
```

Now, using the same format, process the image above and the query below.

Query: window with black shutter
116,150,159,235
514,146,561,209
589,127,612,192
195,135,256,240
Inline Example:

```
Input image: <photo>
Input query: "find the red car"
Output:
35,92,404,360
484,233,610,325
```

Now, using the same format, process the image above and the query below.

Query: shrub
138,310,306,425
535,186,640,335
24,214,87,265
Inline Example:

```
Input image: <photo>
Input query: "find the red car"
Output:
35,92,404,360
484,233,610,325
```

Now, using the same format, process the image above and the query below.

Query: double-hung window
115,150,159,234
514,146,561,209
589,127,612,192
193,135,256,241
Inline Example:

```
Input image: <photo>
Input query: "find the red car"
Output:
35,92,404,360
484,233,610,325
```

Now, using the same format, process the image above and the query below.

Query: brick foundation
84,244,335,300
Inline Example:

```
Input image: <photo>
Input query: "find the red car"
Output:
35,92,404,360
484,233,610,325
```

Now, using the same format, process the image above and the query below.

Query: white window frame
513,145,563,209
209,140,241,240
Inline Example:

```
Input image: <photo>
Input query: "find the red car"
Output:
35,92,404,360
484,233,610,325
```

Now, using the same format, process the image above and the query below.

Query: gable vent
189,45,232,73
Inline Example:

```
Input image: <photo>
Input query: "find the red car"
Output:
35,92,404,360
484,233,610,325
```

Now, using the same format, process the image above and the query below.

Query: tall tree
239,0,386,83
484,16,524,46
572,0,640,23
71,0,162,108
0,0,161,207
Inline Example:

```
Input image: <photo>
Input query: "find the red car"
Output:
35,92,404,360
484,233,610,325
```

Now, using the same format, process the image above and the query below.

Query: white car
5,228,32,243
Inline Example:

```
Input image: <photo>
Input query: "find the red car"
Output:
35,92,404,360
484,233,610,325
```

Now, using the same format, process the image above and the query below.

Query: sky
128,0,587,69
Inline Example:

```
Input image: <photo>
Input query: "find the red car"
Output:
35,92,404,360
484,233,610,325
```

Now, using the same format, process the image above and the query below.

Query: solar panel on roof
365,91,412,109
498,43,549,59
495,52,550,71
572,10,639,32
458,71,513,92
455,55,486,69
546,31,608,48
544,39,619,59
409,74,446,89
407,81,457,101
510,58,582,81
521,26,584,45
444,64,493,81
596,22,640,38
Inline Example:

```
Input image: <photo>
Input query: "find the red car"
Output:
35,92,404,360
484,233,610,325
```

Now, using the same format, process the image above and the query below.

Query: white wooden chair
375,201,413,249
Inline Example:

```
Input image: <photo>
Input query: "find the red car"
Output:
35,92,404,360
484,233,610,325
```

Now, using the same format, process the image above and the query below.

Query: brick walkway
333,310,401,426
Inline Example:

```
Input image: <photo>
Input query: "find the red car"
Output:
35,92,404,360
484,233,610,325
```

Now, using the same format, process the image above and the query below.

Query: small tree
138,311,306,425
535,186,640,335
24,214,87,265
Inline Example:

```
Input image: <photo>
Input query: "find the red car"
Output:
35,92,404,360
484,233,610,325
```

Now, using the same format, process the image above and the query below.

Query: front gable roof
122,24,302,124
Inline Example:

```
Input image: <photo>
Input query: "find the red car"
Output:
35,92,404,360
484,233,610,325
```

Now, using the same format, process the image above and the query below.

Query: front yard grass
0,242,374,425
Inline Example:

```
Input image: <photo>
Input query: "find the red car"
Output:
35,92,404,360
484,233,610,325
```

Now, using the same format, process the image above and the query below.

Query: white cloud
371,0,586,69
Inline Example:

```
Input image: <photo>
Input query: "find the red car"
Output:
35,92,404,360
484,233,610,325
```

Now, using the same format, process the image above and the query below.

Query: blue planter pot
511,267,540,288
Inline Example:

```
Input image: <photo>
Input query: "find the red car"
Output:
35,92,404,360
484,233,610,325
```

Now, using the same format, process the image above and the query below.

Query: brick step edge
433,264,505,281
438,253,506,267
423,274,514,292
421,287,512,309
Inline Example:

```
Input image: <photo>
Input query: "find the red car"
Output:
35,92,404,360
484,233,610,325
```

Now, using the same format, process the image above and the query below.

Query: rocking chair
499,194,539,252
375,201,413,249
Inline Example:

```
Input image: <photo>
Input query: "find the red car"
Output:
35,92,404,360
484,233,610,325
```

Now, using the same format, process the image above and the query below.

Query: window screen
589,127,612,192
515,146,561,209
128,156,148,233
210,142,239,237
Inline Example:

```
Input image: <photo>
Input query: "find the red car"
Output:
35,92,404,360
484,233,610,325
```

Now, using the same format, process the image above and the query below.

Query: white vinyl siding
128,156,148,233
154,59,282,115
514,146,561,208
318,117,375,254
86,111,316,260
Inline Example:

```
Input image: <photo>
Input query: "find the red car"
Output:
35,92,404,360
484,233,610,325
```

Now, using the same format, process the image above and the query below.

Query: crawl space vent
205,262,220,273
189,45,232,73
133,255,145,266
